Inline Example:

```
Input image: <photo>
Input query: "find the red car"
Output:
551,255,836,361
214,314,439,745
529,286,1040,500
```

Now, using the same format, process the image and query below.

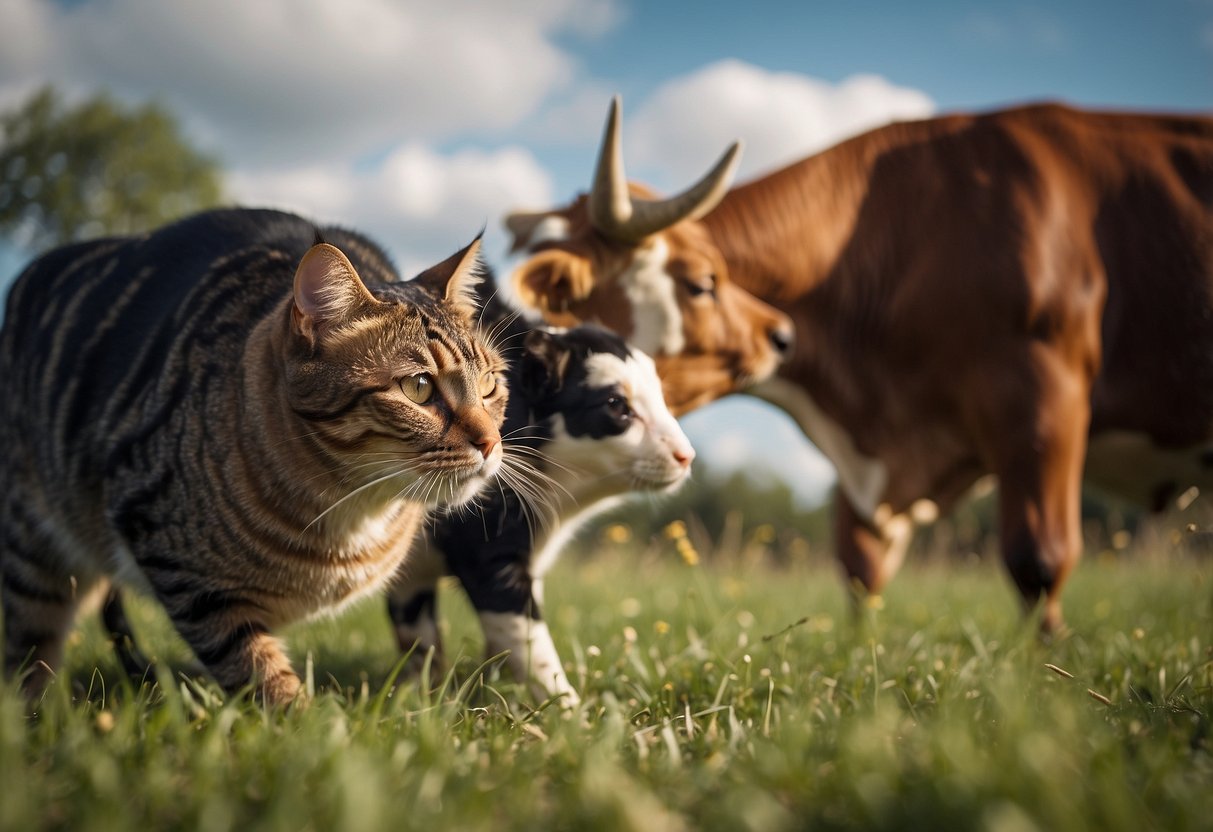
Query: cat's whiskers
475,306,525,355
472,293,523,349
492,466,546,540
499,424,556,443
266,428,330,450
395,466,460,509
303,463,421,538
494,454,564,536
499,444,576,477
500,445,562,490
495,429,575,480
298,451,423,492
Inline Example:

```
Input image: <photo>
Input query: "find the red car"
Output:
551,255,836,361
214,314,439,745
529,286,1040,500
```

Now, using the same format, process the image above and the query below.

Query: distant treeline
572,462,1212,566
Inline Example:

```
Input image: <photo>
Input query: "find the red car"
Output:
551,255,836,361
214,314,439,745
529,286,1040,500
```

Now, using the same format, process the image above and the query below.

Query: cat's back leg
0,485,104,696
100,587,155,680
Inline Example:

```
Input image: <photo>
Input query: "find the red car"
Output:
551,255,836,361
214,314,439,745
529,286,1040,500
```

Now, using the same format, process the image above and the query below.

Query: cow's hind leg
834,492,897,607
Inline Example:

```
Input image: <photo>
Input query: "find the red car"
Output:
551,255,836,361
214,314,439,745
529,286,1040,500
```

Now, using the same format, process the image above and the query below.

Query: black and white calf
387,303,693,703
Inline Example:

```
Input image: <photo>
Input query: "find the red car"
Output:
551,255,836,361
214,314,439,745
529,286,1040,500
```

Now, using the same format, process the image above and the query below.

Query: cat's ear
412,235,484,319
521,328,571,399
292,243,376,343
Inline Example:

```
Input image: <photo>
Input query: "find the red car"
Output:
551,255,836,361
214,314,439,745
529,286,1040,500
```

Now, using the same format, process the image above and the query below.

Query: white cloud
625,59,935,187
0,0,610,274
0,0,619,165
229,143,555,276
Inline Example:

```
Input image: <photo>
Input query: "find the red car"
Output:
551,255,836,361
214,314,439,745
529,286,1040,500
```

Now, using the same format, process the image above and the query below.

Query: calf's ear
520,329,571,400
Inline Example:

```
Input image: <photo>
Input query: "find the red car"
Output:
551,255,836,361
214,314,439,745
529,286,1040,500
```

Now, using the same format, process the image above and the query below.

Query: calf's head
506,97,793,416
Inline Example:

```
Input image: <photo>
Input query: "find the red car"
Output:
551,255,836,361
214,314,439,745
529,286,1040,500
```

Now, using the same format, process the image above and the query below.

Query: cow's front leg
457,561,579,705
981,348,1090,633
479,605,579,706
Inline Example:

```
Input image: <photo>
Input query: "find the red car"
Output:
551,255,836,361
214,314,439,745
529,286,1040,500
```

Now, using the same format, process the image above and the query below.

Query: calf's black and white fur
388,294,694,703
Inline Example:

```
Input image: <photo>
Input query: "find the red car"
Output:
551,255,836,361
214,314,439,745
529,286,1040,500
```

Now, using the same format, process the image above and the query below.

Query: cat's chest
283,504,424,619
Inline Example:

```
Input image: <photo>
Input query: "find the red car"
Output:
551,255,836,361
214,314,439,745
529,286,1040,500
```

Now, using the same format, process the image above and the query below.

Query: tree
0,87,223,251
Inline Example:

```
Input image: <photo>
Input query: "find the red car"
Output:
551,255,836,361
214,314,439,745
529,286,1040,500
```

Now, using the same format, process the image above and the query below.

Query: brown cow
506,97,1213,631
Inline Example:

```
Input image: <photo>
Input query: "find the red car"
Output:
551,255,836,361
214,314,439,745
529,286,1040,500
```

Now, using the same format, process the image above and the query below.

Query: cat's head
521,325,694,493
282,237,508,508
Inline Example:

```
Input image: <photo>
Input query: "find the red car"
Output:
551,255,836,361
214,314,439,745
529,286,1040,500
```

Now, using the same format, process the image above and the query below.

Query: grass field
2,539,1211,831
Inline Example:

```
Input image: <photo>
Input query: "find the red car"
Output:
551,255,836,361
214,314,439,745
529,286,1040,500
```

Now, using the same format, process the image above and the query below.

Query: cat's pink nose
474,435,499,460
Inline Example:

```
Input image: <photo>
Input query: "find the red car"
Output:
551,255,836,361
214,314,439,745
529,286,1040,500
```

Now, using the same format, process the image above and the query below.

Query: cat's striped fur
0,208,507,704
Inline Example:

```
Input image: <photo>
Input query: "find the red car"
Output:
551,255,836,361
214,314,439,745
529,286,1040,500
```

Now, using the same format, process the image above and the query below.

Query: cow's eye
686,274,716,298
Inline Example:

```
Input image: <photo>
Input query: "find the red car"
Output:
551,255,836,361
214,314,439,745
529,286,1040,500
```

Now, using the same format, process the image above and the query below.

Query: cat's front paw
258,670,305,707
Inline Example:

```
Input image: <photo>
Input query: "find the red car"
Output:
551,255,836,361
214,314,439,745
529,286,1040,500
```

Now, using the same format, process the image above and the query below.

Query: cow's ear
504,211,554,253
511,249,594,320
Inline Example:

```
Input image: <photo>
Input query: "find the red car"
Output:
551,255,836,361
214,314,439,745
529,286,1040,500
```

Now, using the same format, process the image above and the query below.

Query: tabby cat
388,289,695,703
0,208,507,704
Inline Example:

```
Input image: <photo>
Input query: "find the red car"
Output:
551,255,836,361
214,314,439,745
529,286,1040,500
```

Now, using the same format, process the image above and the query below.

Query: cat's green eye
479,371,497,398
400,373,433,404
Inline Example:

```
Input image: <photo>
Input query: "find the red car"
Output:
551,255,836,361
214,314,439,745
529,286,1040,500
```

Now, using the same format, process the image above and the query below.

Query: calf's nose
670,442,695,469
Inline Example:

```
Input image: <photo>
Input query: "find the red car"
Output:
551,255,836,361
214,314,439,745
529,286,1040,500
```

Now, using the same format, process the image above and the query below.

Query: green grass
3,547,1211,831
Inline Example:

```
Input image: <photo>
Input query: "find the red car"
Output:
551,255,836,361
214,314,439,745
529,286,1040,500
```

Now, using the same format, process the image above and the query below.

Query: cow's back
842,104,1213,447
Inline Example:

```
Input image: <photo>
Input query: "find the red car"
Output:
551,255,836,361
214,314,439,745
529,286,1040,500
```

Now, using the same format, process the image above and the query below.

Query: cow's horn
588,95,743,243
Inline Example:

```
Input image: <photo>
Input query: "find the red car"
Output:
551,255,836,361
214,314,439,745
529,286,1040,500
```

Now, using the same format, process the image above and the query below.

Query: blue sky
2,0,1210,505
534,1,1211,195
627,2,1207,107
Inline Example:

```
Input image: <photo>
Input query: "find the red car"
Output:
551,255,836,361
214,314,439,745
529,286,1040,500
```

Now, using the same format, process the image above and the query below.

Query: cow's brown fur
507,102,1213,630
